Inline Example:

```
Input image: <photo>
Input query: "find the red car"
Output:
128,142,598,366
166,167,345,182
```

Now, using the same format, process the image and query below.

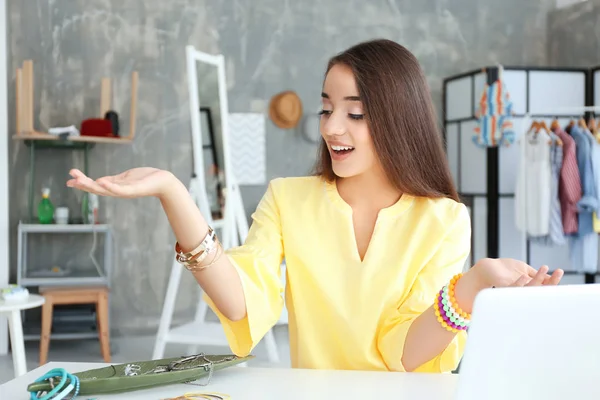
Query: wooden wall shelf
12,131,133,144
13,60,139,145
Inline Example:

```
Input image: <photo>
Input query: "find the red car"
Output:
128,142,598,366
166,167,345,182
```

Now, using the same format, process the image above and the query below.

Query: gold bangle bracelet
174,227,217,261
186,244,223,272
174,226,219,269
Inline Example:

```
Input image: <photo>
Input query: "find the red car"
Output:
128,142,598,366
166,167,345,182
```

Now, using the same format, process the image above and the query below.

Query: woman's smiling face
319,63,378,179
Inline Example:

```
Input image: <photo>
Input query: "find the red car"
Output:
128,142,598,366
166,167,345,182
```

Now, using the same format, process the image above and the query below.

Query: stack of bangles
174,226,223,272
434,273,472,333
28,368,80,400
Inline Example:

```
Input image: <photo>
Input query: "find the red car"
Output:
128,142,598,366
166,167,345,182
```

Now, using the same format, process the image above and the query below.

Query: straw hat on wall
269,91,303,129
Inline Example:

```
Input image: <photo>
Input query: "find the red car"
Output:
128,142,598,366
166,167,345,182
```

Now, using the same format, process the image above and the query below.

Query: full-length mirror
196,63,225,222
151,46,273,365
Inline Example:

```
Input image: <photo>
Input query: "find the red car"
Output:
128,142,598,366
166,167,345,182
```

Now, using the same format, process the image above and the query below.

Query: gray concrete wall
7,0,556,335
548,0,600,67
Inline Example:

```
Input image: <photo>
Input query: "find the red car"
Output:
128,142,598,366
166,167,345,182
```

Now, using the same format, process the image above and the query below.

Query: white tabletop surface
0,362,459,399
0,294,45,312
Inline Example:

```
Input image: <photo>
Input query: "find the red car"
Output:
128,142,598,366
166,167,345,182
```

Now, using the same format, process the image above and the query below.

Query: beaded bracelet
434,273,471,333
29,368,80,400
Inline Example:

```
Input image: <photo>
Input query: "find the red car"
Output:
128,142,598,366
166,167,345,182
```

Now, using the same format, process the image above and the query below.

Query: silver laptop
455,283,600,400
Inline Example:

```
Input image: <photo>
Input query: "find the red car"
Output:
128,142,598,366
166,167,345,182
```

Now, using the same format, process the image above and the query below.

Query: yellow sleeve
203,180,285,357
376,203,471,373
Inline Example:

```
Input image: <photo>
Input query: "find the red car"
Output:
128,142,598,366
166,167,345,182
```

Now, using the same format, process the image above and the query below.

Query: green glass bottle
38,188,55,224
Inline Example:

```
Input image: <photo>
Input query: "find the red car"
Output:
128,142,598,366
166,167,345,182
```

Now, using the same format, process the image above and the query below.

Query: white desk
0,362,459,399
0,294,45,377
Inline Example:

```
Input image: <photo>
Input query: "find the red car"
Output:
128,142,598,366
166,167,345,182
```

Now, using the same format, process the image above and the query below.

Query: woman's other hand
454,258,564,314
66,168,177,199
473,258,564,288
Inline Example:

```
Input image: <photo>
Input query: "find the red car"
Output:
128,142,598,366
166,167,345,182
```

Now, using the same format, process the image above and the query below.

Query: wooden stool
39,286,111,365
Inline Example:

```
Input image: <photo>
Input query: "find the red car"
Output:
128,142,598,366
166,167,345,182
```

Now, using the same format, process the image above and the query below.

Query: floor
0,325,291,385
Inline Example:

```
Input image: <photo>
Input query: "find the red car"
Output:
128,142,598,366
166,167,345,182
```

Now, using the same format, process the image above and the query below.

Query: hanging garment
472,66,515,148
585,128,600,233
594,211,600,232
570,125,597,236
515,128,552,236
529,137,565,246
568,126,599,273
554,128,581,235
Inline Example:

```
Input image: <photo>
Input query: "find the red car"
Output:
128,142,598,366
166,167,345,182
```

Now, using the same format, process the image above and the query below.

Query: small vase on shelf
37,188,55,224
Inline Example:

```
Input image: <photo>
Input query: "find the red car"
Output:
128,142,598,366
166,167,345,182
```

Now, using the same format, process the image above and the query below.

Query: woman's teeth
331,145,354,152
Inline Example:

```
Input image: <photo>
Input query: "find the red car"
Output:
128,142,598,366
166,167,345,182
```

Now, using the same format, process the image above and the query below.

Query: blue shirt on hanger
568,125,599,274
570,125,596,236
584,128,600,213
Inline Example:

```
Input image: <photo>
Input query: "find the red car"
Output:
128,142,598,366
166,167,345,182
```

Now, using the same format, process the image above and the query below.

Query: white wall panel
499,197,524,260
529,242,572,271
463,205,473,272
499,117,524,194
559,274,587,285
502,70,527,115
529,71,585,115
460,120,486,193
446,123,459,188
446,76,473,120
473,197,487,263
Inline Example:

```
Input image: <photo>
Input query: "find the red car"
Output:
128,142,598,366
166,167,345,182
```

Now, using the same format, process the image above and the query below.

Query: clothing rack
520,107,600,281
443,65,600,283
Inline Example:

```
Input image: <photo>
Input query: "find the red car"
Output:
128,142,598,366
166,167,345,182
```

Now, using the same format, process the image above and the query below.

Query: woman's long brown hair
314,39,459,202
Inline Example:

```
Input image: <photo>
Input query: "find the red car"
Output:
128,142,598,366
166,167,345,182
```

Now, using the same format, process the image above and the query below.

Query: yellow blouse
204,176,471,373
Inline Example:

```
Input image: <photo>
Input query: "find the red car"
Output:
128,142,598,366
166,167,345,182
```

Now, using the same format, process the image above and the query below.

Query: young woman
67,39,563,373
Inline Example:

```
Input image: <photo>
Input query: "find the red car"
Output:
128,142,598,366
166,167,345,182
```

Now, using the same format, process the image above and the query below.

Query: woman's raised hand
473,258,564,288
66,168,176,198
454,258,564,315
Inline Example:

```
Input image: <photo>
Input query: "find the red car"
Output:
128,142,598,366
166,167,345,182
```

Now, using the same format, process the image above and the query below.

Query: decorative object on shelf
48,125,80,138
30,266,70,278
80,118,114,138
104,110,120,136
228,113,266,185
269,90,303,129
82,193,99,224
54,207,69,225
37,188,54,224
0,285,29,302
26,353,252,396
13,59,139,144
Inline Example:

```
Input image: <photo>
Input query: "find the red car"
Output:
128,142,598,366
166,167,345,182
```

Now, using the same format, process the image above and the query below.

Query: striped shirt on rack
554,128,581,234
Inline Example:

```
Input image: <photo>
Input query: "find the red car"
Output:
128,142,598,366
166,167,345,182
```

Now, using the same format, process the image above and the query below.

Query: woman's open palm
475,258,564,288
66,168,174,198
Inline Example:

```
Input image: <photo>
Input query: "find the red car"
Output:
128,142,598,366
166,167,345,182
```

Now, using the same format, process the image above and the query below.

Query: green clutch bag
27,353,253,396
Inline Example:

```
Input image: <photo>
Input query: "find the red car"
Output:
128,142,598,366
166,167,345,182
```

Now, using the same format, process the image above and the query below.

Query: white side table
0,294,45,377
